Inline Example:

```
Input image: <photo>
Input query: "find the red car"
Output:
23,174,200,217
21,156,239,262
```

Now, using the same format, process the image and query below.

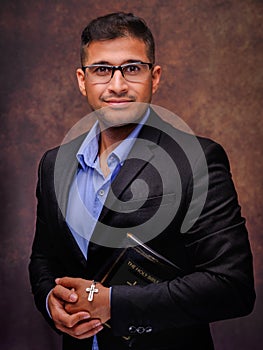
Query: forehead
84,36,149,65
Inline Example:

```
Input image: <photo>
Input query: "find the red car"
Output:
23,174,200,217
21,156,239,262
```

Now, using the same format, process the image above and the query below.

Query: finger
65,302,76,314
63,319,104,340
52,284,78,303
72,324,104,340
55,310,91,329
56,277,83,290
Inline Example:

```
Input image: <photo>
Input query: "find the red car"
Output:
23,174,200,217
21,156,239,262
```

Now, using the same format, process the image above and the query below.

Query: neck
98,123,137,157
98,123,137,178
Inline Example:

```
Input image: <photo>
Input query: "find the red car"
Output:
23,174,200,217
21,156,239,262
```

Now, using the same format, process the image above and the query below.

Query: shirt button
98,189,104,196
108,155,114,164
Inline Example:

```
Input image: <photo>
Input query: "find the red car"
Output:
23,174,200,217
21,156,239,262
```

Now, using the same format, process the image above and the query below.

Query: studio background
0,1,262,349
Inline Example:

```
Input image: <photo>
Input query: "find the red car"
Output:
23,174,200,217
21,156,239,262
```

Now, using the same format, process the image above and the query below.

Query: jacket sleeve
29,151,59,330
110,141,255,336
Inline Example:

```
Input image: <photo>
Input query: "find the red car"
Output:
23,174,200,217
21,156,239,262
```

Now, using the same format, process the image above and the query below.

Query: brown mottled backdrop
0,1,262,349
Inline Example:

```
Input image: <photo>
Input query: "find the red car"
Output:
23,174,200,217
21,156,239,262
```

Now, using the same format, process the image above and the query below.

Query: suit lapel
54,133,88,266
98,110,163,223
54,134,87,219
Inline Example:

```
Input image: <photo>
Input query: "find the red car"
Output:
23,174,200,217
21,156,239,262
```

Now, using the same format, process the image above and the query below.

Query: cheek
124,83,144,99
138,82,153,101
85,86,104,105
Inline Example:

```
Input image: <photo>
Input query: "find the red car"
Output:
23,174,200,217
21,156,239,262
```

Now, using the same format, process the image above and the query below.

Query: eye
92,66,112,75
124,64,141,74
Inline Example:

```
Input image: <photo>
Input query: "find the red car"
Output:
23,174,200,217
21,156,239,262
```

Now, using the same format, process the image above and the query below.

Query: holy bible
100,233,183,287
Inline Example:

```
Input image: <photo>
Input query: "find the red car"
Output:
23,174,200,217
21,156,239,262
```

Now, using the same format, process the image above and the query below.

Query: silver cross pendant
86,280,99,301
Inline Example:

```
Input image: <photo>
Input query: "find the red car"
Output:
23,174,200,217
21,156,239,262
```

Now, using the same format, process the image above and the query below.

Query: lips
103,99,135,109
104,99,133,105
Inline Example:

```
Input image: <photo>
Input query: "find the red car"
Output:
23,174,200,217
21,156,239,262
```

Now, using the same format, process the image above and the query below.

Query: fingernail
95,322,102,328
55,278,60,284
83,314,90,319
69,293,77,302
97,326,103,332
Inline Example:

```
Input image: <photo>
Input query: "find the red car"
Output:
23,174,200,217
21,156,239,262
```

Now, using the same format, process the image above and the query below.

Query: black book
100,233,183,287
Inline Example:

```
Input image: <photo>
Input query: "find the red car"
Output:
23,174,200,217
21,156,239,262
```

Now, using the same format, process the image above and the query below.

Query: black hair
80,12,155,64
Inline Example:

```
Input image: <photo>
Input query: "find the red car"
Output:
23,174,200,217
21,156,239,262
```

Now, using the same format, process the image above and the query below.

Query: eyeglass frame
81,61,153,83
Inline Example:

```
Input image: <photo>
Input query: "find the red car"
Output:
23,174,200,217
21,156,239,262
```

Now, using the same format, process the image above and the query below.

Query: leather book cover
100,233,183,287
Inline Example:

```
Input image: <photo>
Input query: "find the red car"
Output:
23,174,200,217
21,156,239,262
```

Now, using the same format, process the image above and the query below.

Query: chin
95,103,149,129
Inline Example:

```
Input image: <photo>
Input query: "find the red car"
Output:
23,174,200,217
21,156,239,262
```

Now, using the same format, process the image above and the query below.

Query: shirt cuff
46,290,53,319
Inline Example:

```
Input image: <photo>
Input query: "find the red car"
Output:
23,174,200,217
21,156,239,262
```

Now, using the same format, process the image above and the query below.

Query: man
29,12,255,350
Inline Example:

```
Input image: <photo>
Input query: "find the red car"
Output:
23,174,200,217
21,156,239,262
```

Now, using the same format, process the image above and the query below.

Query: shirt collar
77,122,100,171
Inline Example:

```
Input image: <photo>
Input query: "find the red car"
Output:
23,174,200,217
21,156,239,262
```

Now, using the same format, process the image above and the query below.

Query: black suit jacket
29,111,255,350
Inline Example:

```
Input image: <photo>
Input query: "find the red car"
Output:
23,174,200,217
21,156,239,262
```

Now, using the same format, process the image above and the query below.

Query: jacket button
145,326,153,333
128,326,136,333
137,326,145,334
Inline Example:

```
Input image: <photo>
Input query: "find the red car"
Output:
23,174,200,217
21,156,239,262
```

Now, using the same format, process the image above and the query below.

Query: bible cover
100,233,183,287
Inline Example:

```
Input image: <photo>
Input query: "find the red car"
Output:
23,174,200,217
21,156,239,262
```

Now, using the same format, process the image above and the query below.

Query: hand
48,283,103,339
56,277,111,324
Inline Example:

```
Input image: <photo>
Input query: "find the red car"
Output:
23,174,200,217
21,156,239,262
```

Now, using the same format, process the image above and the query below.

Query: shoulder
39,132,88,168
149,111,229,169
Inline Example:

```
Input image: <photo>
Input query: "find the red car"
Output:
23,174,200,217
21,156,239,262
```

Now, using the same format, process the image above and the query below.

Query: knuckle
77,314,84,322
53,285,60,293
64,304,71,313
65,319,74,329
74,329,82,337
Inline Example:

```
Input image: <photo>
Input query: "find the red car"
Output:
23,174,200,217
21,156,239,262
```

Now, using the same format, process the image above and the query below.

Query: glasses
82,61,153,84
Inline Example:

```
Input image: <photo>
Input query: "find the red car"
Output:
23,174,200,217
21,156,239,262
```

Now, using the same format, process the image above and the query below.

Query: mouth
103,99,134,108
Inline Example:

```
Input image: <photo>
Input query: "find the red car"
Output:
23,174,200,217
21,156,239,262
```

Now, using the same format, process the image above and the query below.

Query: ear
76,68,87,96
151,65,161,95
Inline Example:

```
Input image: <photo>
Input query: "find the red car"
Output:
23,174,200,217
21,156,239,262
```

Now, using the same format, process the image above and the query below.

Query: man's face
76,36,161,127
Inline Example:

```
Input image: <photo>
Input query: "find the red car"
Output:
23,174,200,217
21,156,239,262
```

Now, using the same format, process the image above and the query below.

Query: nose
107,69,128,94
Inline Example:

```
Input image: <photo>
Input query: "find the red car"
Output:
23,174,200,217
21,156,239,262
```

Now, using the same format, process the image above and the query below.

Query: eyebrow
89,59,143,66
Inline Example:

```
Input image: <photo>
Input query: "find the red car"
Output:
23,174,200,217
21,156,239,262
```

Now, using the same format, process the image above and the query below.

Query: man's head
80,12,155,65
76,12,161,127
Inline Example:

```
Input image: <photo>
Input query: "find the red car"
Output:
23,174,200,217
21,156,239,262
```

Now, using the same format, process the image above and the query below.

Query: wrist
98,283,111,323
